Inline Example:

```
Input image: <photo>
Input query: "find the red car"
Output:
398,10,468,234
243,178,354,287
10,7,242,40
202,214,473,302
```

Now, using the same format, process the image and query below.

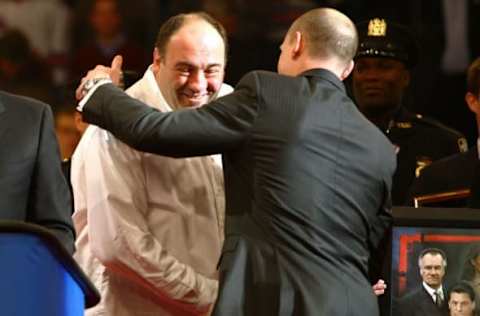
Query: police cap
355,18,418,68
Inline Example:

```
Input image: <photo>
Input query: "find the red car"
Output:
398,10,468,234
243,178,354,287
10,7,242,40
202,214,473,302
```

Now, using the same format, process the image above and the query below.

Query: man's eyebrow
174,61,194,68
174,61,223,68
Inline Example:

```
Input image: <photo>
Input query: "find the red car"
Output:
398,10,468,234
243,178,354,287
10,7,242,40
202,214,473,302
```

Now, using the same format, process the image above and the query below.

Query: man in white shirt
72,12,232,316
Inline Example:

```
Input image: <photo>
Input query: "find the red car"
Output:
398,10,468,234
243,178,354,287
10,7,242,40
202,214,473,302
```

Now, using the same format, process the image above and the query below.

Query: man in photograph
397,248,449,316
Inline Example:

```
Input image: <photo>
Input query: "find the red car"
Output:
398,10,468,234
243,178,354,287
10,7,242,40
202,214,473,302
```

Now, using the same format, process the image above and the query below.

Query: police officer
351,18,468,205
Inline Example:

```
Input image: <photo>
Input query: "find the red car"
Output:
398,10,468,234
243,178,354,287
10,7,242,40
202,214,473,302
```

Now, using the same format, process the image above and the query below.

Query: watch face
82,78,105,96
84,80,95,90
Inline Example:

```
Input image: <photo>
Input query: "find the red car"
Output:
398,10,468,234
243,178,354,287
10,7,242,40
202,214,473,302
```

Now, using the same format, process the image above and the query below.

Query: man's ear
340,60,354,81
292,31,304,59
152,48,162,71
466,92,480,115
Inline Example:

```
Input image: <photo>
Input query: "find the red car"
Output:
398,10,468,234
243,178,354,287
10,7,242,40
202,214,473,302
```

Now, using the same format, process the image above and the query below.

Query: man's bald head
287,8,358,67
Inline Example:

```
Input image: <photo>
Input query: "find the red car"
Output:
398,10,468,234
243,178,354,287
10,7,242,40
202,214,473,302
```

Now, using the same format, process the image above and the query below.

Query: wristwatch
82,77,110,96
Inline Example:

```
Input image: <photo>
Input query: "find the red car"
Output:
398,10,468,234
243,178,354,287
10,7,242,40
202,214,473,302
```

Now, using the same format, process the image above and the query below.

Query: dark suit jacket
396,285,448,316
0,91,75,253
407,147,477,206
82,69,396,316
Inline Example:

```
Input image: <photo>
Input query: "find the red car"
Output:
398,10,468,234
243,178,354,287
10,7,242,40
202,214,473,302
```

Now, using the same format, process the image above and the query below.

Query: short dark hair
418,248,447,267
449,281,476,302
288,8,358,66
466,57,480,95
154,12,228,62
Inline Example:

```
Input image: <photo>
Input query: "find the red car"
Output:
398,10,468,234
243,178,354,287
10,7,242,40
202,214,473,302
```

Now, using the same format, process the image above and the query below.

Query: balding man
72,13,232,316
77,8,395,316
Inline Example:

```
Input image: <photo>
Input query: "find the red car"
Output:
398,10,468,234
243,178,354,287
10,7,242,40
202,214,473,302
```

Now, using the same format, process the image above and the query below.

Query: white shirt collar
423,282,444,301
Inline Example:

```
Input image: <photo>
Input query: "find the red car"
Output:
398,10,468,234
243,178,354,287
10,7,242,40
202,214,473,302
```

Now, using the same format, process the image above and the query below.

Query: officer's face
419,253,446,289
449,292,475,316
352,57,410,113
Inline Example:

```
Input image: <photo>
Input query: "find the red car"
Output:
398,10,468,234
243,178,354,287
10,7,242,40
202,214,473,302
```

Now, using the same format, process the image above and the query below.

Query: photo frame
379,207,480,316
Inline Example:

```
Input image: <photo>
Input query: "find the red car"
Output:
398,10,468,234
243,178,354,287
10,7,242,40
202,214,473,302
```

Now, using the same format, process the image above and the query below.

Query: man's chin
180,97,209,108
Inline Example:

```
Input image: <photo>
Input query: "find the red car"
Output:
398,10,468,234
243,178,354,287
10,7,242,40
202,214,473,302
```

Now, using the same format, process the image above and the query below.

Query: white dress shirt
72,66,232,316
422,282,444,303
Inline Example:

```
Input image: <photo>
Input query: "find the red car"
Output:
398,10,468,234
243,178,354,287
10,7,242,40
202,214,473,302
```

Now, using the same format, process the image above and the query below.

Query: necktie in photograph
435,290,443,307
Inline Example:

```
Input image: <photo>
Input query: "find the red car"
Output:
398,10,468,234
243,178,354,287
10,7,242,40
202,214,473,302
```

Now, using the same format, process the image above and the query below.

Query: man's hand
75,55,124,100
372,279,387,296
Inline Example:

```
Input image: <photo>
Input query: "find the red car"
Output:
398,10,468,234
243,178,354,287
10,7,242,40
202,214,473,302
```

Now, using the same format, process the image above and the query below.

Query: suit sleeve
370,148,395,249
368,148,395,282
82,72,259,157
84,129,218,313
28,105,75,253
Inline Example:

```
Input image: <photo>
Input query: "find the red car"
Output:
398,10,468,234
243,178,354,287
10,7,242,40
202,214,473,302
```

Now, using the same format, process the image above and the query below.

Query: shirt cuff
77,78,113,112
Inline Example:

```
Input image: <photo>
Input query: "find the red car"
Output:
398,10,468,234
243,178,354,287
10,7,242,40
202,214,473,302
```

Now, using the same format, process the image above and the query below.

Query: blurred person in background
71,0,147,82
0,0,70,88
0,29,53,104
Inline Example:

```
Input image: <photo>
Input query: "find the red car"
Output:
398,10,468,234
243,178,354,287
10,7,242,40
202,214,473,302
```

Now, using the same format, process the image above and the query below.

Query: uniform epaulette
411,113,468,152
411,113,464,138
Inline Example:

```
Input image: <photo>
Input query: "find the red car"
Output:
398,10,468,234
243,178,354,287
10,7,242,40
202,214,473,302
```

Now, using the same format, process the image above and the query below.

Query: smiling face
152,19,225,109
419,253,446,289
352,57,410,115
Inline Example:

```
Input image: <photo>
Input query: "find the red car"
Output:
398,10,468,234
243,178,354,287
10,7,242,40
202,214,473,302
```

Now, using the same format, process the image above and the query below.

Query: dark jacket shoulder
0,90,49,116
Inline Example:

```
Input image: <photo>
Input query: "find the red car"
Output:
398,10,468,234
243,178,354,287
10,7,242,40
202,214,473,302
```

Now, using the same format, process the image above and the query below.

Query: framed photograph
380,207,480,316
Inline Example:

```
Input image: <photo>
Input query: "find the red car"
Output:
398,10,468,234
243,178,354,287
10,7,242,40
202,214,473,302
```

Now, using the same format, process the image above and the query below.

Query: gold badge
367,18,387,37
415,157,432,178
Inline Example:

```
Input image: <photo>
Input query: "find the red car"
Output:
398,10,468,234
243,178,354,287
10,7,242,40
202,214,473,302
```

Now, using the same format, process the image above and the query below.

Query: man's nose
188,71,207,92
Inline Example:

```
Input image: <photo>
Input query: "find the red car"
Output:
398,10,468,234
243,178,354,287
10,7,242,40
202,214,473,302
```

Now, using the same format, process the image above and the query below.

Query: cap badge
367,18,387,37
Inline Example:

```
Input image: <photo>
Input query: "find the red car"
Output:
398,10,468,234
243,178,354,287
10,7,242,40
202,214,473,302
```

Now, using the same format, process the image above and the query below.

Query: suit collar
299,68,346,93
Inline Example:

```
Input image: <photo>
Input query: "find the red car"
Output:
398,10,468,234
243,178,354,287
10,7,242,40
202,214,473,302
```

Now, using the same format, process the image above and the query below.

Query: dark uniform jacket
386,107,466,205
82,69,396,316
0,91,75,253
407,146,478,206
